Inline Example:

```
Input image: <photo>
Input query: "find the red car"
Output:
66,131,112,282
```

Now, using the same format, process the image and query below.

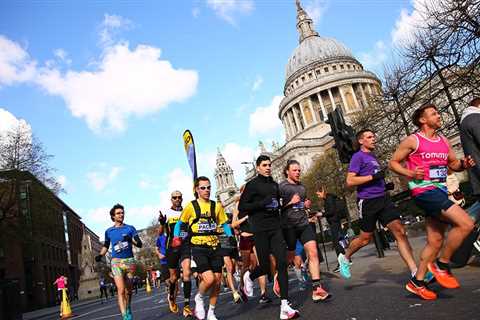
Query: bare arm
231,207,248,229
389,135,420,178
346,172,373,187
155,247,165,260
99,246,108,256
446,139,475,172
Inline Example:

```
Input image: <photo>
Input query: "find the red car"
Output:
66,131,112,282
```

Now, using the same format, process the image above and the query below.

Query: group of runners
95,101,479,320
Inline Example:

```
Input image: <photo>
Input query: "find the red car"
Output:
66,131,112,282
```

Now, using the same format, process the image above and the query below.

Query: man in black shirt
239,155,299,320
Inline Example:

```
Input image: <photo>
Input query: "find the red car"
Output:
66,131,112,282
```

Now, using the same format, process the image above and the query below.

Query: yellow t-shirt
180,199,228,247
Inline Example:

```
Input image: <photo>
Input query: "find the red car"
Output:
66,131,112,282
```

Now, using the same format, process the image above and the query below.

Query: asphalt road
26,236,480,320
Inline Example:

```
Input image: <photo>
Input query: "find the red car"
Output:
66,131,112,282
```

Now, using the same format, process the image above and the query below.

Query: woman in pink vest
390,103,475,300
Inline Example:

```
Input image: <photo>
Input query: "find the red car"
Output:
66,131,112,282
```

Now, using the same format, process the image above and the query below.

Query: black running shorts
358,194,401,233
166,244,191,270
283,224,316,251
191,246,224,274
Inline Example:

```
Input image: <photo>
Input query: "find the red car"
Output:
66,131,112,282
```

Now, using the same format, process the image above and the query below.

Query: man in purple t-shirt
336,129,418,282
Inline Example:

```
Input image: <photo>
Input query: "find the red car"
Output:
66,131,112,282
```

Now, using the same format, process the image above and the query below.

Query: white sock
411,268,418,278
281,299,289,308
207,305,215,315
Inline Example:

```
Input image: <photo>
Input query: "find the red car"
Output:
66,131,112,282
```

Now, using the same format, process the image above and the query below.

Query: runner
239,155,299,320
389,104,475,300
337,129,419,282
95,204,142,320
173,176,233,320
217,215,242,303
159,191,193,317
155,224,170,295
279,159,331,302
231,187,270,304
293,240,307,291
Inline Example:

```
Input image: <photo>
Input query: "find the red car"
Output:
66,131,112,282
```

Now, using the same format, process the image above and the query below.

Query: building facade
214,150,239,215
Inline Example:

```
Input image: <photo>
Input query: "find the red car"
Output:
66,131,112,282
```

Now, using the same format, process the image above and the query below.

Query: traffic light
326,108,356,164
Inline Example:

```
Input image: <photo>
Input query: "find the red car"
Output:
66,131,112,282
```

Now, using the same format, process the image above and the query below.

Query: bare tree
0,123,63,194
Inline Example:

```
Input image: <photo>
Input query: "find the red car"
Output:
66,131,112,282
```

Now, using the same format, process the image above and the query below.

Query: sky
0,0,424,238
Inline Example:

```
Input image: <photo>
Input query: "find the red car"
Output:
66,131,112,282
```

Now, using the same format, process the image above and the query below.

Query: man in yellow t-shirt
172,176,233,320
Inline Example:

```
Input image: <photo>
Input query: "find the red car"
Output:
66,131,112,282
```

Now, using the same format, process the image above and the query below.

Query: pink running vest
406,133,450,197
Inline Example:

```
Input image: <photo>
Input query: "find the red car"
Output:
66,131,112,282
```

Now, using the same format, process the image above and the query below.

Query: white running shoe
194,294,205,320
206,311,218,320
242,270,254,297
280,303,299,320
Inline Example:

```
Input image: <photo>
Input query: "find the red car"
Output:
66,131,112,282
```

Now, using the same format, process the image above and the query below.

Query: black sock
412,277,425,287
169,281,176,299
436,259,450,271
183,280,191,305
312,279,320,288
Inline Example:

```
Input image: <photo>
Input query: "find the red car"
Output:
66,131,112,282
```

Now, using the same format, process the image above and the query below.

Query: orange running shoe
405,280,437,300
428,262,460,289
312,285,331,302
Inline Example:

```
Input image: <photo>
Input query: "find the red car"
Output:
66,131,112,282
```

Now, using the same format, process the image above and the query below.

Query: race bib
113,241,129,253
179,231,189,239
266,198,279,210
292,201,305,210
429,165,447,182
197,221,217,232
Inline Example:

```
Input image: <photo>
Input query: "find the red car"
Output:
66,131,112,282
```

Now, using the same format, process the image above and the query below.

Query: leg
439,205,475,263
209,272,223,307
113,276,127,315
329,221,345,256
416,217,447,280
304,240,320,280
345,231,373,260
386,219,417,274
181,258,192,308
269,230,289,300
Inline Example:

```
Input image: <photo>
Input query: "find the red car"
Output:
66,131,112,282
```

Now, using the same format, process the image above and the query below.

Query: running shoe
233,291,242,304
428,262,460,289
280,302,299,320
125,306,132,320
312,285,331,302
258,293,272,304
183,305,193,318
405,279,437,300
194,294,205,320
474,240,480,253
332,265,340,273
337,253,351,279
273,273,280,297
168,295,179,313
206,312,218,320
242,270,254,297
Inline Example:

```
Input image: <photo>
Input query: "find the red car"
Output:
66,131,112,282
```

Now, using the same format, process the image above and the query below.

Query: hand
411,166,425,180
462,155,475,169
385,182,395,191
95,255,103,262
172,236,182,248
371,169,385,181
290,194,301,205
304,199,312,209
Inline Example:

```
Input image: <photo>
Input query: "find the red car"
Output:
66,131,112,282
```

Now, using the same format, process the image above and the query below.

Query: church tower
214,149,239,214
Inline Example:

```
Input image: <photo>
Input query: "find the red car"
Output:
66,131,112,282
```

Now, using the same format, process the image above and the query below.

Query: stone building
214,150,239,215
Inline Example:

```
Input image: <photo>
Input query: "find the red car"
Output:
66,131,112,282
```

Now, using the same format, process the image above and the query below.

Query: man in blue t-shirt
336,129,418,282
155,224,170,290
95,204,142,320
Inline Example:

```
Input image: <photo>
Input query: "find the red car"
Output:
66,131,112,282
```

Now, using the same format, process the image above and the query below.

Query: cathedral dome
285,36,355,81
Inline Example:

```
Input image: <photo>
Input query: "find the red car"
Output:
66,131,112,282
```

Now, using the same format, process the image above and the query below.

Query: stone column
327,88,336,111
317,92,327,120
350,84,360,109
287,110,297,135
283,116,292,138
338,86,349,113
366,83,373,95
307,96,318,123
299,101,308,127
359,84,368,108
292,105,303,131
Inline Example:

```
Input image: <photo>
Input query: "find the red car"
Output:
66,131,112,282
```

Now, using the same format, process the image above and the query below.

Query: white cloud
53,49,72,65
206,0,254,25
36,42,199,133
249,95,283,136
99,14,133,47
391,0,435,46
304,0,328,25
57,175,68,188
358,41,388,72
158,168,196,210
0,108,32,136
0,36,36,86
251,75,263,92
87,165,122,192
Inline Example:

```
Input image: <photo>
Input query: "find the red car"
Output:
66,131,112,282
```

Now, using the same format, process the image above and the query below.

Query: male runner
173,176,233,320
95,204,142,320
389,104,475,300
159,191,193,317
239,155,299,320
155,224,170,294
337,129,419,281
279,159,331,302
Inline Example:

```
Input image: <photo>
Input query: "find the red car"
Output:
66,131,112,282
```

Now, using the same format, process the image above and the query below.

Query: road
24,236,480,320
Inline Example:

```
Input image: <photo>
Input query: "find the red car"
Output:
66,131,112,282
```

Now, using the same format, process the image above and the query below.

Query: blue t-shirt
104,224,138,259
156,234,167,265
348,150,385,199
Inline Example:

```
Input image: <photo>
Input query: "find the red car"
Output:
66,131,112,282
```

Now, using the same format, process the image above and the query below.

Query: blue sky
0,0,421,238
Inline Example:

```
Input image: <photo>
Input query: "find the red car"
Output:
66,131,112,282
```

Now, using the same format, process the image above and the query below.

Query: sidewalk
22,298,101,320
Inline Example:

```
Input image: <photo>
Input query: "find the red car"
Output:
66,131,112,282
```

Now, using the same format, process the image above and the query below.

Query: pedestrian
173,176,233,320
53,275,67,306
95,203,143,320
239,155,299,320
99,277,109,303
460,97,480,220
390,104,475,300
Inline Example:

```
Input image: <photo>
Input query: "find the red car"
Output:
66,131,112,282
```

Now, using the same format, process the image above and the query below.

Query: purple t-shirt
348,150,385,199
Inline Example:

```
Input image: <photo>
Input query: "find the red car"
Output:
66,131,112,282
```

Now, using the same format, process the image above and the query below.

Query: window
301,76,305,82
316,69,321,76
340,64,344,70
308,72,313,79
347,64,351,69
324,67,329,73
332,65,337,71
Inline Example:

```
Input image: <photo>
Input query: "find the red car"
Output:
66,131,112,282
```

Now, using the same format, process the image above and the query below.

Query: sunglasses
172,196,182,200
199,185,211,190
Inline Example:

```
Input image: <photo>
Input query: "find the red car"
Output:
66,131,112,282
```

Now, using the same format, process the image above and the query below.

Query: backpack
189,200,219,236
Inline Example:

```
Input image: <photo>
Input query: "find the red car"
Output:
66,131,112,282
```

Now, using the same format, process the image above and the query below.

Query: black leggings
251,229,288,299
